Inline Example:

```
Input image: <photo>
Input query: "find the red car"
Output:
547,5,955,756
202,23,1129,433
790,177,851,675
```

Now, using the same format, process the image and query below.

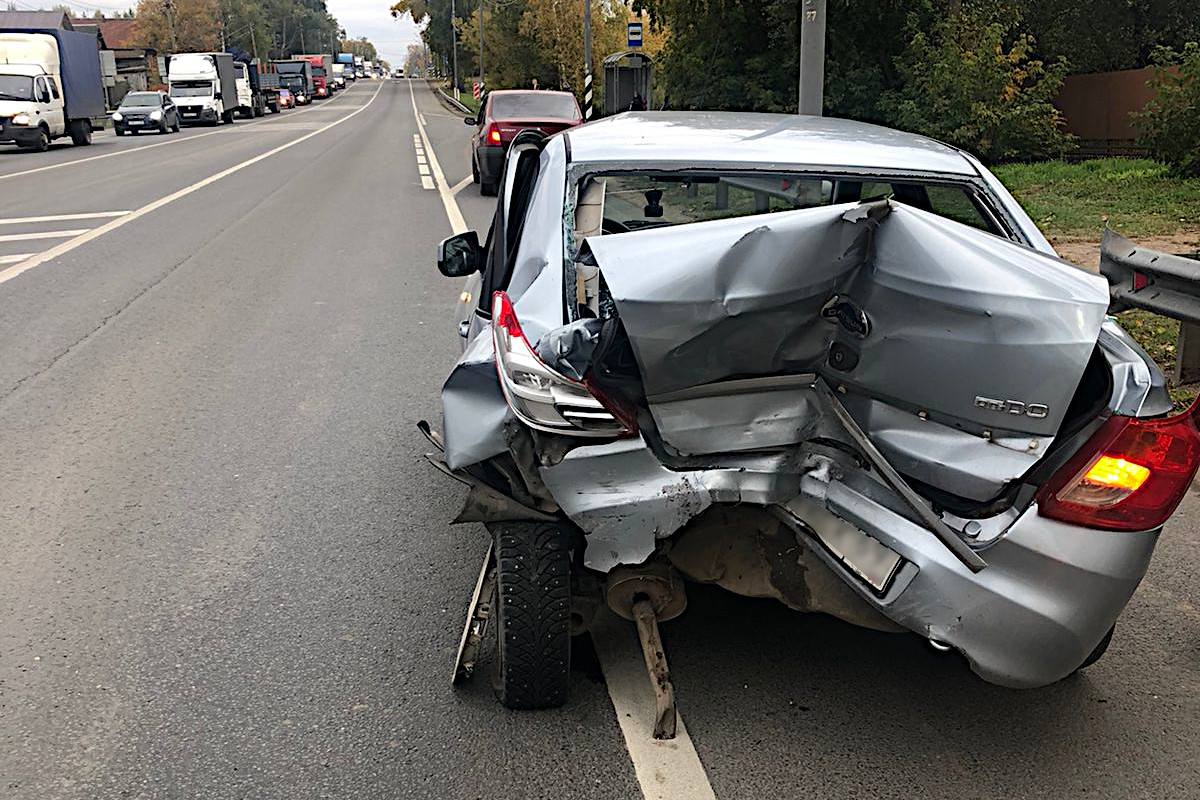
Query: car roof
565,112,979,177
489,89,576,98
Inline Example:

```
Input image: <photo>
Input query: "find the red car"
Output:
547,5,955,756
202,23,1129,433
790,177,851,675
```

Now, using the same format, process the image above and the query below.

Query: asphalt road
1,79,1198,800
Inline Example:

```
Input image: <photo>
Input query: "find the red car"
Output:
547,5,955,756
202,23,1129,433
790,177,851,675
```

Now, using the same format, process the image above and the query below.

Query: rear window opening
580,171,1007,239
490,93,580,119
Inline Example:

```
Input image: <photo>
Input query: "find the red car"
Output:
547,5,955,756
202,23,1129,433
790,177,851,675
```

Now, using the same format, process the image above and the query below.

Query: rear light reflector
1037,400,1200,531
492,291,632,438
1132,271,1150,291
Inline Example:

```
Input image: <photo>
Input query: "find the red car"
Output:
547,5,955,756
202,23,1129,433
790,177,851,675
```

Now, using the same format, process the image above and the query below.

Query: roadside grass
993,158,1200,240
995,158,1200,409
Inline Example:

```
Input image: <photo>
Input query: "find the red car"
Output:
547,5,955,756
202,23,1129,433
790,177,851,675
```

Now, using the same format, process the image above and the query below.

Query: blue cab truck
336,53,356,82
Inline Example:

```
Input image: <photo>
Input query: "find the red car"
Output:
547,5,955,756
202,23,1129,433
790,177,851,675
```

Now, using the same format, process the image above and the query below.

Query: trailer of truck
0,26,104,150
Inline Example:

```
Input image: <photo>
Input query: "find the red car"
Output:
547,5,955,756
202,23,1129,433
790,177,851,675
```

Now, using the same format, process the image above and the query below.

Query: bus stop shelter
603,50,653,115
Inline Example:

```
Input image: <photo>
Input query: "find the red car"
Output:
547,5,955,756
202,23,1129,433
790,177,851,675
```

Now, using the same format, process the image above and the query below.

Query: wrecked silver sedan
424,113,1200,728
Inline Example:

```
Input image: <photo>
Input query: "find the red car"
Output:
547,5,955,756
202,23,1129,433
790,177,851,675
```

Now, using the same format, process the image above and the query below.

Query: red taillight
485,123,502,145
492,292,634,437
493,290,523,337
1037,400,1200,530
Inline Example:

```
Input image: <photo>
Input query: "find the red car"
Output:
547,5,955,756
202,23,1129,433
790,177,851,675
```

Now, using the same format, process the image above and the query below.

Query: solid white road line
592,611,717,800
0,84,368,185
0,82,384,287
408,79,468,234
0,253,33,264
450,175,473,195
0,229,89,243
0,211,129,225
410,78,719,800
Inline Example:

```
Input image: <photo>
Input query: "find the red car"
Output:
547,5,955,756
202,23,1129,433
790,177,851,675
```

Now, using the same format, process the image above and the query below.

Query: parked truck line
0,24,104,151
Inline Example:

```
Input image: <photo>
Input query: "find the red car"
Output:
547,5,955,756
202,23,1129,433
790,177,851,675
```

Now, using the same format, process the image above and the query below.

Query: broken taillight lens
1037,399,1200,531
492,291,632,437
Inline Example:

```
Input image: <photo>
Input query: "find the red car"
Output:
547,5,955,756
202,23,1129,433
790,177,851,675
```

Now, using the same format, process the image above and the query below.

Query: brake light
492,291,633,438
485,123,502,145
1037,400,1200,530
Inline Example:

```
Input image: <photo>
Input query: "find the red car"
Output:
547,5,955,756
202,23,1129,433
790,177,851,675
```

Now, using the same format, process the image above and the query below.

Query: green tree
1136,42,1200,177
135,0,221,52
880,4,1073,163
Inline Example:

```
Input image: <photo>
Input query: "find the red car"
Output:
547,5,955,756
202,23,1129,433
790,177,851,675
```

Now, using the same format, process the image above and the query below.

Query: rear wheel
491,522,572,710
480,179,498,197
471,157,480,184
1076,625,1115,672
68,119,92,146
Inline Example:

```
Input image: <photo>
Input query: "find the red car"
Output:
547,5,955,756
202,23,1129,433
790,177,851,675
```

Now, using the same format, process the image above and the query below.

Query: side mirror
437,231,484,277
464,116,477,126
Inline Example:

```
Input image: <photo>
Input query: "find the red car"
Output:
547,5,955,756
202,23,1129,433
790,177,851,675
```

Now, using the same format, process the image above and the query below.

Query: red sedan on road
465,90,583,196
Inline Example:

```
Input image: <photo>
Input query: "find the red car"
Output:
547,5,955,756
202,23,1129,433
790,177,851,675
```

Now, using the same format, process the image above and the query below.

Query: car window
49,79,60,100
588,172,1003,236
478,143,545,311
490,93,578,119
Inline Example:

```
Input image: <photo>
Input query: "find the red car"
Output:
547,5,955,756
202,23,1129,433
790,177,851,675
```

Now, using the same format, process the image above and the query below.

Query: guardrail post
1175,322,1200,385
714,182,728,210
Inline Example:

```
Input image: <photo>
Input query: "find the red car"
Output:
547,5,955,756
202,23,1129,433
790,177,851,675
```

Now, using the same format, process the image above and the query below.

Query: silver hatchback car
427,113,1200,722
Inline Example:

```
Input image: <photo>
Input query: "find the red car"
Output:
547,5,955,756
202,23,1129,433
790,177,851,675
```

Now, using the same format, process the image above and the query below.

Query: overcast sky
327,4,422,66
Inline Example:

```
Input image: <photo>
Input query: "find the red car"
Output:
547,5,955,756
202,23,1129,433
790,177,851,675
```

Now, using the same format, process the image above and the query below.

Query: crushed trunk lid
581,200,1111,502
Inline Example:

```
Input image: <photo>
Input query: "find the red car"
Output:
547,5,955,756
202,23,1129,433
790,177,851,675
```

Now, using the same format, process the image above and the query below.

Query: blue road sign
627,22,643,48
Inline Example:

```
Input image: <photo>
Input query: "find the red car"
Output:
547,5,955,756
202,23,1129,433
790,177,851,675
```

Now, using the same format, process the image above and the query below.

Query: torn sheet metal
540,437,712,572
838,393,1050,502
646,374,823,455
586,201,1111,444
540,436,810,572
441,330,513,472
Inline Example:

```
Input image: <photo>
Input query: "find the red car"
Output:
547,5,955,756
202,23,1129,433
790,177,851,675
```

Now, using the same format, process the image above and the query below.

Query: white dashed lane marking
413,133,435,191
409,77,718,800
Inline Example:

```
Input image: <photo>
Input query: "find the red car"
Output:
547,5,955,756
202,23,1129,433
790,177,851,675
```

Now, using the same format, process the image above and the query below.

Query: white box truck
168,52,238,125
0,27,104,151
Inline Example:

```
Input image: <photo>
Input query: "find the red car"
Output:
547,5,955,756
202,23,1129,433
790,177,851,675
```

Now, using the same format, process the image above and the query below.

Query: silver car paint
436,113,1168,687
584,200,1109,502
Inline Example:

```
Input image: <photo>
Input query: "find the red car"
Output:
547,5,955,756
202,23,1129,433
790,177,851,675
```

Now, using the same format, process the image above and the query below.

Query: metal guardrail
1100,227,1200,382
428,80,471,115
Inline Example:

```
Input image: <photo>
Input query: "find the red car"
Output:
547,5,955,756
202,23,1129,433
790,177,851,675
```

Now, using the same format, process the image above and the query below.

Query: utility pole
477,0,483,94
163,0,177,51
450,0,459,97
797,0,826,115
582,0,592,119
251,26,258,61
300,28,306,54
